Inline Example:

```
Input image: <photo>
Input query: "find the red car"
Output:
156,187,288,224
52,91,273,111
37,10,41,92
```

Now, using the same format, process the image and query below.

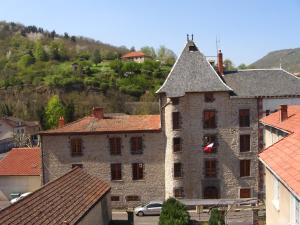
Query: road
112,210,254,225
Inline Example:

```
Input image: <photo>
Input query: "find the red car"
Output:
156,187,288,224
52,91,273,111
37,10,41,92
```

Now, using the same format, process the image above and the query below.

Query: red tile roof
121,51,145,58
40,114,161,135
0,148,40,176
259,106,300,197
0,167,110,225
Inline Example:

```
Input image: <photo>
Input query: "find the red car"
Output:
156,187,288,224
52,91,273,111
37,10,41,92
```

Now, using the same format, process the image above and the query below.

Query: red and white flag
203,143,214,153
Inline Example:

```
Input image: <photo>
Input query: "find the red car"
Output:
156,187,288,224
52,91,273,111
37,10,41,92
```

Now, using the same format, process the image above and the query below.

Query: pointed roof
156,40,232,97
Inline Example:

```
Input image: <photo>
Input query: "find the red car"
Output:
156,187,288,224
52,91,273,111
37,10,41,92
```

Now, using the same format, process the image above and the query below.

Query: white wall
0,176,41,201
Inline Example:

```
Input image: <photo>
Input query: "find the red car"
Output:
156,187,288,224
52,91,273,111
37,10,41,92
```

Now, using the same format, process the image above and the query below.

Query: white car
10,192,31,204
134,201,163,216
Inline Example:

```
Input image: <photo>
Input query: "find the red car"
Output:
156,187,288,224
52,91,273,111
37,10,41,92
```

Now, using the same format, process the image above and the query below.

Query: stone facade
161,92,259,199
41,132,165,208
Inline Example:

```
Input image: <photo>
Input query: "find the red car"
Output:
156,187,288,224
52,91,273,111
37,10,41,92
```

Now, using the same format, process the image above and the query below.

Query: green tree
159,198,190,225
223,59,236,71
91,49,102,64
157,46,176,65
34,41,48,61
0,103,13,117
64,101,75,123
208,208,225,225
141,46,156,58
18,53,35,67
45,95,65,129
238,63,248,70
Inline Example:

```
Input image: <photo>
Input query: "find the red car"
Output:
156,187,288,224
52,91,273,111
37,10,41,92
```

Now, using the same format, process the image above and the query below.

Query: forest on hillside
0,21,176,128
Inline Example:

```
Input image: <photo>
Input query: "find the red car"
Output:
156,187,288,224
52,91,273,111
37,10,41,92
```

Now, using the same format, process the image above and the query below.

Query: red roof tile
0,167,110,225
40,114,161,135
0,148,40,176
121,51,145,58
259,106,300,197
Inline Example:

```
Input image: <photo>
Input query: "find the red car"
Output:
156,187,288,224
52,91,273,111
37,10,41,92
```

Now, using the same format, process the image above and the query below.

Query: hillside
250,48,300,73
0,21,175,126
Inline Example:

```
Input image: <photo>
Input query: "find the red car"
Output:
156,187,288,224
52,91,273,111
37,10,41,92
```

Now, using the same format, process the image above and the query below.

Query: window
126,195,140,201
147,203,162,208
130,137,143,154
72,164,83,168
132,163,144,180
172,112,181,130
174,162,182,178
171,97,179,105
239,109,250,127
204,93,214,102
240,160,250,177
174,187,184,198
70,138,82,156
240,188,251,198
205,160,217,177
203,134,217,153
109,137,121,155
203,110,216,129
111,163,122,180
203,186,219,199
111,196,120,201
240,135,250,152
273,177,280,210
173,137,181,152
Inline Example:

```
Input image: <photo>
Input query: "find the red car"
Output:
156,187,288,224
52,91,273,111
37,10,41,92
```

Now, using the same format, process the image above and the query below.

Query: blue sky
0,0,299,65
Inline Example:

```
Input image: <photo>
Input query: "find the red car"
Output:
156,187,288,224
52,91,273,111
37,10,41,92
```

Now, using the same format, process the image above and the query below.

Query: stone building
40,38,300,208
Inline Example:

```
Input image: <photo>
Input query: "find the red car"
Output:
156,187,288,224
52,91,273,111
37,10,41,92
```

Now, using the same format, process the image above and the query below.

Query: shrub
208,208,224,225
159,198,190,225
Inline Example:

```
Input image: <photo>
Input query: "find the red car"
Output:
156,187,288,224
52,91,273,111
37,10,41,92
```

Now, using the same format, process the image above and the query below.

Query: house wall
0,176,41,201
265,168,292,225
263,125,288,148
41,132,165,208
262,98,300,116
161,92,259,199
0,121,13,141
78,192,112,225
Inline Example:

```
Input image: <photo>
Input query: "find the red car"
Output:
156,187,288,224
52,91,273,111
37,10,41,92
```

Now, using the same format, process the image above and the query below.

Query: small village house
121,51,151,63
0,167,111,225
0,147,41,201
259,105,300,225
0,117,40,153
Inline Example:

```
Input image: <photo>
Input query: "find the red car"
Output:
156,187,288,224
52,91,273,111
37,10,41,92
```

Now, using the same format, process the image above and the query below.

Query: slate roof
259,106,300,198
0,167,111,225
224,69,300,97
0,147,40,176
40,114,161,135
156,40,232,97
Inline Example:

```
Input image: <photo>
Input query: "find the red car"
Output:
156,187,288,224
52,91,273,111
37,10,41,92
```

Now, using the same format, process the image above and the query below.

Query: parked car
134,201,163,216
10,192,31,204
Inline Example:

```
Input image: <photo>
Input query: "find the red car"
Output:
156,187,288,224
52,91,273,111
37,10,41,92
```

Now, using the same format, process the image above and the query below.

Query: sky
0,0,299,65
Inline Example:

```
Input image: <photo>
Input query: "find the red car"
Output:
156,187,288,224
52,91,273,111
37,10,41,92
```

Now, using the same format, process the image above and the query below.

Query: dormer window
189,45,198,52
204,93,215,102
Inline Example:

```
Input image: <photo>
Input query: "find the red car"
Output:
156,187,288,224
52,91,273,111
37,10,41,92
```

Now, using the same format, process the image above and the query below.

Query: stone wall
161,92,259,199
41,132,165,208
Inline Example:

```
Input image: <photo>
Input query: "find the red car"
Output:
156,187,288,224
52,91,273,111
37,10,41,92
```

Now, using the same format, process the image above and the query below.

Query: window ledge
240,176,254,179
272,199,280,211
132,179,145,182
111,180,124,182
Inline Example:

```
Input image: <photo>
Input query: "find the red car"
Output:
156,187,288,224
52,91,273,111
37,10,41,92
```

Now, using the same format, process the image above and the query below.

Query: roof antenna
187,34,189,42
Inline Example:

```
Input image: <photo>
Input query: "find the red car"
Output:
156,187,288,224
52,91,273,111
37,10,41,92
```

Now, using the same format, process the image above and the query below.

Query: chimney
92,107,104,119
217,50,224,75
279,105,288,122
58,116,65,128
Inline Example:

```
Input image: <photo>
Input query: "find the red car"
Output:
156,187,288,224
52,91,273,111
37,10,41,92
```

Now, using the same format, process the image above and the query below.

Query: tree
64,101,75,123
141,46,157,58
91,49,101,64
0,103,13,117
208,208,225,225
157,46,176,65
238,63,248,70
159,198,190,225
223,59,236,71
18,53,35,67
130,46,136,52
64,32,69,39
45,95,65,129
34,41,48,61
